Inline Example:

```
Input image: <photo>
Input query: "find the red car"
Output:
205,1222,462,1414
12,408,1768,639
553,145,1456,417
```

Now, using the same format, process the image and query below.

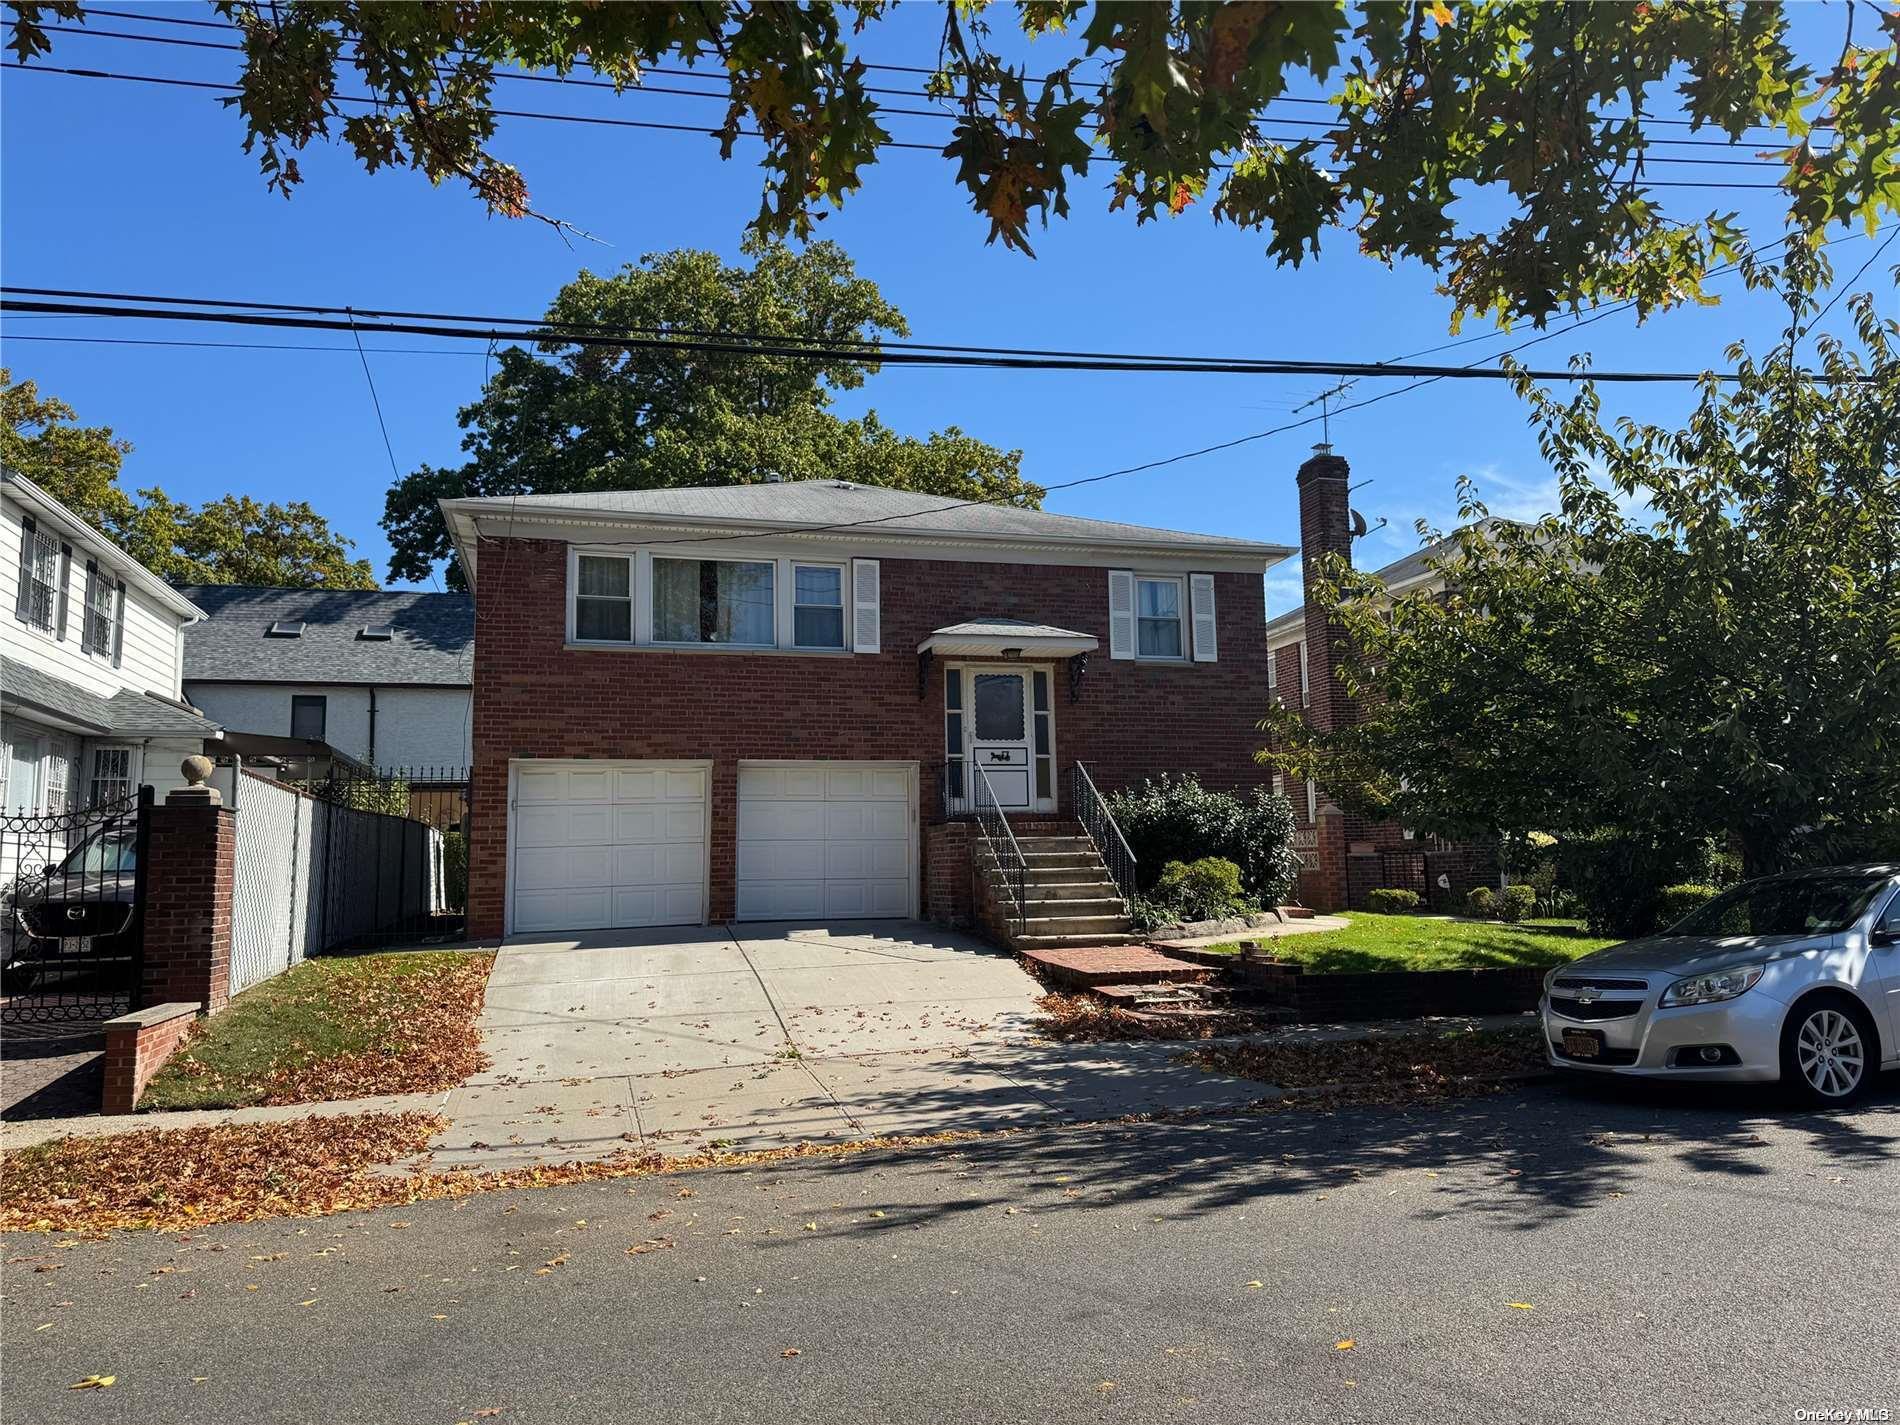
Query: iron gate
1,786,148,1023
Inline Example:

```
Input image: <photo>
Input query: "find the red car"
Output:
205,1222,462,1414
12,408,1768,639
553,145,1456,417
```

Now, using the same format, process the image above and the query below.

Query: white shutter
851,558,881,653
1189,573,1217,662
1107,569,1135,660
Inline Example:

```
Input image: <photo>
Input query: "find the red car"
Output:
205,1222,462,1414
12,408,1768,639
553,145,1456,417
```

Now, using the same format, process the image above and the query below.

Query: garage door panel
509,760,706,934
736,761,914,921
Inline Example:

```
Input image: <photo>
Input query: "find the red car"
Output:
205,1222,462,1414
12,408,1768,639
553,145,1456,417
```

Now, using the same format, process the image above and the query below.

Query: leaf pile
1031,992,1262,1044
1183,1028,1545,1102
141,951,494,1110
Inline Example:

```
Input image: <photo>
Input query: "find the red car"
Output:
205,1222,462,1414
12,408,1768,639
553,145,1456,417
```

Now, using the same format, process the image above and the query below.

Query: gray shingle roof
929,618,1092,640
1265,519,1529,638
447,480,1292,556
177,586,473,686
2,656,220,737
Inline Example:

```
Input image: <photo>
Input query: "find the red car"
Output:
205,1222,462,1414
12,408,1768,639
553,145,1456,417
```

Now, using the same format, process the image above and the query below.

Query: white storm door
737,762,916,920
508,760,708,934
967,668,1033,811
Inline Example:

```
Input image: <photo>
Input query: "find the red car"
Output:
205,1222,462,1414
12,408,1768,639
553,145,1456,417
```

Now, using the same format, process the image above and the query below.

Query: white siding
184,683,471,769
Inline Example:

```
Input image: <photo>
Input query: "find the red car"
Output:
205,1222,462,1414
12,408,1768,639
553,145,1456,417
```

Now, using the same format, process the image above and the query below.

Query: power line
3,294,1833,383
0,61,1794,192
0,331,483,355
63,6,1844,137
8,22,1821,170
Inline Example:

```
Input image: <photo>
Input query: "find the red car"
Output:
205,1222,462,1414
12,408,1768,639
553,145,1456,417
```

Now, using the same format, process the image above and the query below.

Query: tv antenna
1294,378,1358,446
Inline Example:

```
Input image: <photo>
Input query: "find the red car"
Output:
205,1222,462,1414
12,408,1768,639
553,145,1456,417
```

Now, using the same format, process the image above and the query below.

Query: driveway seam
723,925,869,1130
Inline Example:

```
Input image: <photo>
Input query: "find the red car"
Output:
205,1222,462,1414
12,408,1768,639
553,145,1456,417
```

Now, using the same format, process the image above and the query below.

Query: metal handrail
970,761,1028,937
1068,761,1137,914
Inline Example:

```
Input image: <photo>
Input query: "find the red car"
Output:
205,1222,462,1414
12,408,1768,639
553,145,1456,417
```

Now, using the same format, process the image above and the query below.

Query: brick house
1264,447,1503,911
441,481,1293,940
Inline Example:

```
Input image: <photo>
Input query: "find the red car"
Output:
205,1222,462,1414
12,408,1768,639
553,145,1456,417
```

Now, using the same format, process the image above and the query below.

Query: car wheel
1780,998,1878,1108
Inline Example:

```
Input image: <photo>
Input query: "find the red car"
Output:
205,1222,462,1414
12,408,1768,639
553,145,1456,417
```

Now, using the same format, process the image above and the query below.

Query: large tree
1261,246,1900,880
8,2,1895,328
2,369,377,588
381,239,1037,585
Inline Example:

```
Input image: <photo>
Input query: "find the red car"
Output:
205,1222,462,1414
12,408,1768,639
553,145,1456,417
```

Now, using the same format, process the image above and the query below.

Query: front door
967,667,1034,811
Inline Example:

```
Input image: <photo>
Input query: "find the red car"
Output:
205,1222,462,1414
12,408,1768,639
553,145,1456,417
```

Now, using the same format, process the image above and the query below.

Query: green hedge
1105,773,1300,907
1656,882,1717,926
1463,885,1496,919
1365,888,1421,914
1497,884,1537,923
1151,857,1249,924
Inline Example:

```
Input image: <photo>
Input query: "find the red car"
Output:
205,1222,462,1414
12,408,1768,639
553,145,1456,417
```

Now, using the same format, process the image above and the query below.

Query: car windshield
55,828,136,879
1666,874,1891,938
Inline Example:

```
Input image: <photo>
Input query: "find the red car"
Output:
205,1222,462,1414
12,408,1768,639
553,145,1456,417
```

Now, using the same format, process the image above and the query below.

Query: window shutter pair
851,558,880,654
1106,570,1218,662
12,516,35,623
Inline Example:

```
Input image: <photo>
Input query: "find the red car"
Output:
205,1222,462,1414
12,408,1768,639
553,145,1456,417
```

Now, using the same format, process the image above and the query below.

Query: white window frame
1298,640,1310,706
88,744,134,807
569,549,637,645
1133,574,1187,662
1267,650,1279,696
1306,778,1319,823
14,518,59,633
789,560,847,651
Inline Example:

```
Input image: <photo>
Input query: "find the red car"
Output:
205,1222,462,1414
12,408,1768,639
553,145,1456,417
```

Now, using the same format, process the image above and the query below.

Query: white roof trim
918,629,1100,658
2,468,206,623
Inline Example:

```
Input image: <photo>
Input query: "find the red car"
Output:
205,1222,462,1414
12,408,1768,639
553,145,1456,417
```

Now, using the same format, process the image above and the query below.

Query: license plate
1562,1029,1603,1060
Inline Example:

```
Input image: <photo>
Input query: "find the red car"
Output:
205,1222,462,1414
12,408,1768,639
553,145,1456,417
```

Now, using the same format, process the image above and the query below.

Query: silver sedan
1542,865,1900,1106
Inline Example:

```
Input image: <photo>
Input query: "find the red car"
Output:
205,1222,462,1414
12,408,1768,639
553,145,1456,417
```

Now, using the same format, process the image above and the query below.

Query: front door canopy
917,618,1099,659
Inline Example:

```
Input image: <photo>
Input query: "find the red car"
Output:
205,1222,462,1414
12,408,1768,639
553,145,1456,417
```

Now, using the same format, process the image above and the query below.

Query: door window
973,674,1025,741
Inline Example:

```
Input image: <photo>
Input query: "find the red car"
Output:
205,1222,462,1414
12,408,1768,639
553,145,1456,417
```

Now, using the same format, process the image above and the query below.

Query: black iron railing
970,761,1027,937
1068,761,1137,914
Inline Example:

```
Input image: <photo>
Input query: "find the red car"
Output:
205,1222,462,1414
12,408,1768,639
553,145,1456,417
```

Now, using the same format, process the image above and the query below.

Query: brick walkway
1020,945,1210,987
1,1019,106,1121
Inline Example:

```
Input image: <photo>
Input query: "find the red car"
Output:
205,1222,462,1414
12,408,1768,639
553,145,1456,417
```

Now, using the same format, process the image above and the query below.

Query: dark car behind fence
1,787,149,1024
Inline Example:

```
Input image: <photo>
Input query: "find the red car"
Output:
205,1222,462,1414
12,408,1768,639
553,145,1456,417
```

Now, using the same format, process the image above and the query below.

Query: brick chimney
1296,443,1353,736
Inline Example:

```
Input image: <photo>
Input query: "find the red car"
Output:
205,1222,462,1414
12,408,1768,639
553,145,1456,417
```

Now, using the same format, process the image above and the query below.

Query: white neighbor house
2,469,222,815
177,585,472,772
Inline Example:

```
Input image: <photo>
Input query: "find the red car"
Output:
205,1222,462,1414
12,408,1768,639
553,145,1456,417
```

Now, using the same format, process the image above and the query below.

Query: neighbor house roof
439,480,1295,584
2,656,220,738
1265,519,1530,642
176,586,474,687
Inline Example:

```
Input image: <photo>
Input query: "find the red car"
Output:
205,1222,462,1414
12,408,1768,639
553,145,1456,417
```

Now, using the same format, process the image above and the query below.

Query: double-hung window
574,553,634,642
652,557,774,647
1135,576,1184,659
1298,641,1310,706
14,518,58,632
791,564,845,649
81,563,122,659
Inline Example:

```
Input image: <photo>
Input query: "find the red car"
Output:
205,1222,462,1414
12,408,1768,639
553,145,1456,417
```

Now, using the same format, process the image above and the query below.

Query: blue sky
1,3,1881,612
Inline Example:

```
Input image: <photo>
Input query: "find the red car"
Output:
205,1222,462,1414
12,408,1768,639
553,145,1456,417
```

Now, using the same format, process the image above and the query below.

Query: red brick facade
101,1003,200,1113
140,802,233,1011
467,539,1276,937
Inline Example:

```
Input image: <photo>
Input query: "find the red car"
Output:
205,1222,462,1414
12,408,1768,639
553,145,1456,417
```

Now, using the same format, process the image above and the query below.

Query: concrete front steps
978,828,1141,949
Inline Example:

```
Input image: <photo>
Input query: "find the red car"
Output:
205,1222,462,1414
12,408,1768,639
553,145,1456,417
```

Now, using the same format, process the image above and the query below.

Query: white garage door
737,762,915,921
508,761,708,934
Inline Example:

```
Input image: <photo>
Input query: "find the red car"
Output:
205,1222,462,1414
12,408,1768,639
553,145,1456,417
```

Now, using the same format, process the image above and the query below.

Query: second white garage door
736,762,916,920
508,760,709,934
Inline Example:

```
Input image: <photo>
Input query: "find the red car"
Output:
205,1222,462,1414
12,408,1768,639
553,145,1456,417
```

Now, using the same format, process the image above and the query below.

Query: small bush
1556,831,1732,936
442,830,468,913
1656,883,1717,926
1463,885,1497,919
1151,857,1249,924
1497,884,1537,923
1105,773,1300,907
1365,888,1421,914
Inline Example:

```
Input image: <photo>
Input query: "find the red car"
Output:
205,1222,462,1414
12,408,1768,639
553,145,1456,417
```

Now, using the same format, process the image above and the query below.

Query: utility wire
9,21,1822,170
3,295,1836,383
0,62,1793,192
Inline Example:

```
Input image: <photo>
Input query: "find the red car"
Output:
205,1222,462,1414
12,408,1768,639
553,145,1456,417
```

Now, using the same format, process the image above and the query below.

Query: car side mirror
1872,928,1899,949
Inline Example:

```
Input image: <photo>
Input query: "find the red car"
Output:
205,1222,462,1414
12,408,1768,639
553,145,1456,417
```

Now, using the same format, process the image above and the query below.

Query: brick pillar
140,802,234,1012
1296,445,1355,737
1307,803,1349,912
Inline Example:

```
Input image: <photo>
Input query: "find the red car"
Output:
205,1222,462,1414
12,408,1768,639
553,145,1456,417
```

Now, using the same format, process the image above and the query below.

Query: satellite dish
1349,508,1370,537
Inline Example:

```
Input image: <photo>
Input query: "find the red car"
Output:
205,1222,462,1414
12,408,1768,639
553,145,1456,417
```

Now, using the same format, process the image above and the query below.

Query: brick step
1015,933,1147,953
1019,944,1209,984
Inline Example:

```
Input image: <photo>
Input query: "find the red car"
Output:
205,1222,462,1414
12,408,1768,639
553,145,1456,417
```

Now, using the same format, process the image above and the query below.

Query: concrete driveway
431,921,1268,1168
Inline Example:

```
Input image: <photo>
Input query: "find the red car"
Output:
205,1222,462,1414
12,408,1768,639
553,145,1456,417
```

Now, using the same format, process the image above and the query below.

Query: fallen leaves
626,1238,674,1256
780,1348,801,1359
1181,1028,1546,1106
1031,993,1256,1043
1334,1339,1356,1352
69,1375,116,1390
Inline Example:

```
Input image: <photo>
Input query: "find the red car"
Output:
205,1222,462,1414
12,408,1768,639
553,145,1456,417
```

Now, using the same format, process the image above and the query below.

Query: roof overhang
2,469,207,624
917,622,1099,659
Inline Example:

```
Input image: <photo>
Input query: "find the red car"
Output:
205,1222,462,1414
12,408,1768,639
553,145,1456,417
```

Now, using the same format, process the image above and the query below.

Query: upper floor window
653,557,774,647
291,694,327,741
1267,649,1279,696
80,561,123,661
1298,640,1310,706
13,518,59,632
575,554,633,641
1135,575,1184,659
792,563,844,649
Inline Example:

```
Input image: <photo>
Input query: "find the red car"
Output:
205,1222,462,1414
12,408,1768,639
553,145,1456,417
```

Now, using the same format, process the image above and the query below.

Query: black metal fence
1,787,149,1023
294,765,469,920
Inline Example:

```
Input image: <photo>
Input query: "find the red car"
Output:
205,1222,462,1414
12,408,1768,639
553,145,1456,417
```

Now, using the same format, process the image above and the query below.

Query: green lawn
140,950,493,1111
1205,913,1617,973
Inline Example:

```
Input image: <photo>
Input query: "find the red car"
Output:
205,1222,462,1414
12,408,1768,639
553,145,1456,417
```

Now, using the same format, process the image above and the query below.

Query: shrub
1556,831,1727,936
1105,773,1299,907
442,830,468,913
1463,885,1496,919
1151,857,1249,924
1497,884,1537,923
1656,882,1717,926
1365,888,1421,914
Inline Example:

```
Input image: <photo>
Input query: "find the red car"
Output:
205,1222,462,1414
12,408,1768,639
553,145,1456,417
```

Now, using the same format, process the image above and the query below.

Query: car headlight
1660,963,1765,1007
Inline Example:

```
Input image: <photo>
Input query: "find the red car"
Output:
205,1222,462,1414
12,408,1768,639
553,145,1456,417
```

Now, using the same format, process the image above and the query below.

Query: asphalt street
4,1073,1897,1425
